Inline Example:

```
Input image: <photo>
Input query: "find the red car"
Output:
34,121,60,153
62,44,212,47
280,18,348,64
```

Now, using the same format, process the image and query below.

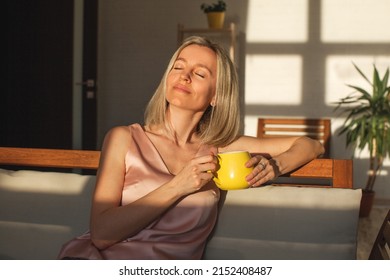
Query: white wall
97,0,390,199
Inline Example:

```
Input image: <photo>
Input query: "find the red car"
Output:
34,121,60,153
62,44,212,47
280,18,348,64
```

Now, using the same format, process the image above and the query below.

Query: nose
180,71,191,82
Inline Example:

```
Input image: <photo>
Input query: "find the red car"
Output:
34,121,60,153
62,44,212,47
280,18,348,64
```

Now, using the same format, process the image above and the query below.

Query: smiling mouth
173,84,191,94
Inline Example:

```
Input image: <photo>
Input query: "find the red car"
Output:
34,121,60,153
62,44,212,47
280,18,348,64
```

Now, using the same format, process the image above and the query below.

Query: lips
173,83,191,94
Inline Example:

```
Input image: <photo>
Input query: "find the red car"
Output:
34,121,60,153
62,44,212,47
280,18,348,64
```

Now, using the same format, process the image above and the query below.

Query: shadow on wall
243,0,389,119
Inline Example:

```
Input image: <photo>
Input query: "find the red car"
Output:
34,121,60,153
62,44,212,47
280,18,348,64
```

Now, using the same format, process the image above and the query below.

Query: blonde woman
58,36,324,260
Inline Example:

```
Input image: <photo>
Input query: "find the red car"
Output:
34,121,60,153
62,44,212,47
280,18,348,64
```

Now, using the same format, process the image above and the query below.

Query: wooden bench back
257,118,331,158
0,147,353,188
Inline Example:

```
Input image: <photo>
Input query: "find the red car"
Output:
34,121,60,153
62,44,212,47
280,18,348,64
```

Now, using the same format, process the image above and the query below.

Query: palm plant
334,63,390,192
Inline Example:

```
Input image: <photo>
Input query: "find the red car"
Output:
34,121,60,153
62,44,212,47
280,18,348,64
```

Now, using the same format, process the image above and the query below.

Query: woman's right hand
168,154,218,196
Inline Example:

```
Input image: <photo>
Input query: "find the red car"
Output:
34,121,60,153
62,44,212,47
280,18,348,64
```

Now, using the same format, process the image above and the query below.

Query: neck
165,107,204,146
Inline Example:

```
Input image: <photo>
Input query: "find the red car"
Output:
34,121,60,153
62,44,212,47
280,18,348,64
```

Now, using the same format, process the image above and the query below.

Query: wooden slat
263,127,326,133
0,147,100,169
0,147,353,189
285,158,333,179
257,118,331,158
277,159,353,188
262,119,329,125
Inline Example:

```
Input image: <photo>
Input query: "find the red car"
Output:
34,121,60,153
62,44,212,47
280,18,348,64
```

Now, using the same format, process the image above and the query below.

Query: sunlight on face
166,45,217,112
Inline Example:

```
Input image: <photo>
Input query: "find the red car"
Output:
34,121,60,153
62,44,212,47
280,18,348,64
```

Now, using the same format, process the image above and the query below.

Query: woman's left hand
245,155,280,187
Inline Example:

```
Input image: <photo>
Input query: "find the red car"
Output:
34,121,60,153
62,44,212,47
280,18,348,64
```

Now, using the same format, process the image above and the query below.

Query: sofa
0,148,362,260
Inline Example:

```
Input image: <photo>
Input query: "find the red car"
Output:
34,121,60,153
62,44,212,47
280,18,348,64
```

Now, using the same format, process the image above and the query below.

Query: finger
200,170,214,181
258,162,266,171
245,156,259,168
248,160,273,186
251,178,267,187
195,154,216,164
200,162,217,173
250,172,269,187
251,167,278,187
246,164,264,182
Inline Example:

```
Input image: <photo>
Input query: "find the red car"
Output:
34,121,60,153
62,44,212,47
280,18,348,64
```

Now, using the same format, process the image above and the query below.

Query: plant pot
359,190,375,217
206,12,225,29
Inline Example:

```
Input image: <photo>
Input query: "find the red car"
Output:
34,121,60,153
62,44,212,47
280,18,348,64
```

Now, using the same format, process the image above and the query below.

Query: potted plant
201,1,227,29
334,63,390,217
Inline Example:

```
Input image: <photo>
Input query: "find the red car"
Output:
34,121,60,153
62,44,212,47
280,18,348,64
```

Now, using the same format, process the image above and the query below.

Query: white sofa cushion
203,186,362,259
0,168,95,260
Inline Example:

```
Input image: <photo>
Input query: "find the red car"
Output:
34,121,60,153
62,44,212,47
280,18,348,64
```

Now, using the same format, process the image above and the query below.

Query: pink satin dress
58,123,220,259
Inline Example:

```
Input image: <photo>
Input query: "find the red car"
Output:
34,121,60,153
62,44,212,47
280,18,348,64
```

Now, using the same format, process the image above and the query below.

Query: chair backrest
257,118,331,158
369,209,390,260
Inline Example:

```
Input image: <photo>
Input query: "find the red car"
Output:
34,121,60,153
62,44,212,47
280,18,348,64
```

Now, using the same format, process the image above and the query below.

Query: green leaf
334,63,390,190
352,62,372,86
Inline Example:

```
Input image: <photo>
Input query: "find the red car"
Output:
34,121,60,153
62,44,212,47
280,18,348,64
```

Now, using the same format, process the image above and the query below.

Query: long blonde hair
144,36,240,147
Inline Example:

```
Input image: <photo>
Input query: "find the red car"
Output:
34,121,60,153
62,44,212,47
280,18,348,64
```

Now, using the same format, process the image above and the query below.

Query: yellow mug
213,151,253,190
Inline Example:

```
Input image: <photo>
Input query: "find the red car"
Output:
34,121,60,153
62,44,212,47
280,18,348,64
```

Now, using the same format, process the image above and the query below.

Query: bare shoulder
104,125,132,139
100,125,135,156
103,125,132,144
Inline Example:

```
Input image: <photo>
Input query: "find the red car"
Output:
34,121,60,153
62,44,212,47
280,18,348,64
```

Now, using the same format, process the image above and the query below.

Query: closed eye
172,61,184,70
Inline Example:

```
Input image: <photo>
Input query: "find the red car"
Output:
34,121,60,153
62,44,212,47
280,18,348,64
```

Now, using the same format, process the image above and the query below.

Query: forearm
271,136,324,175
90,182,182,250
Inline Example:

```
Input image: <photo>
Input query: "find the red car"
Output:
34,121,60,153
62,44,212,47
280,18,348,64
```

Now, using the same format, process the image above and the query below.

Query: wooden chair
369,209,390,260
257,118,331,158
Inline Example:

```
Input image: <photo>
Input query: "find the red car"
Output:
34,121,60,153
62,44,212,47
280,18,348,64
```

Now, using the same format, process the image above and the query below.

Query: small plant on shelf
200,1,227,28
201,1,227,13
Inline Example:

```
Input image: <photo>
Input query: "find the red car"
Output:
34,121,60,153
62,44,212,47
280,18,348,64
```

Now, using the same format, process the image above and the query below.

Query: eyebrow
174,57,214,76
